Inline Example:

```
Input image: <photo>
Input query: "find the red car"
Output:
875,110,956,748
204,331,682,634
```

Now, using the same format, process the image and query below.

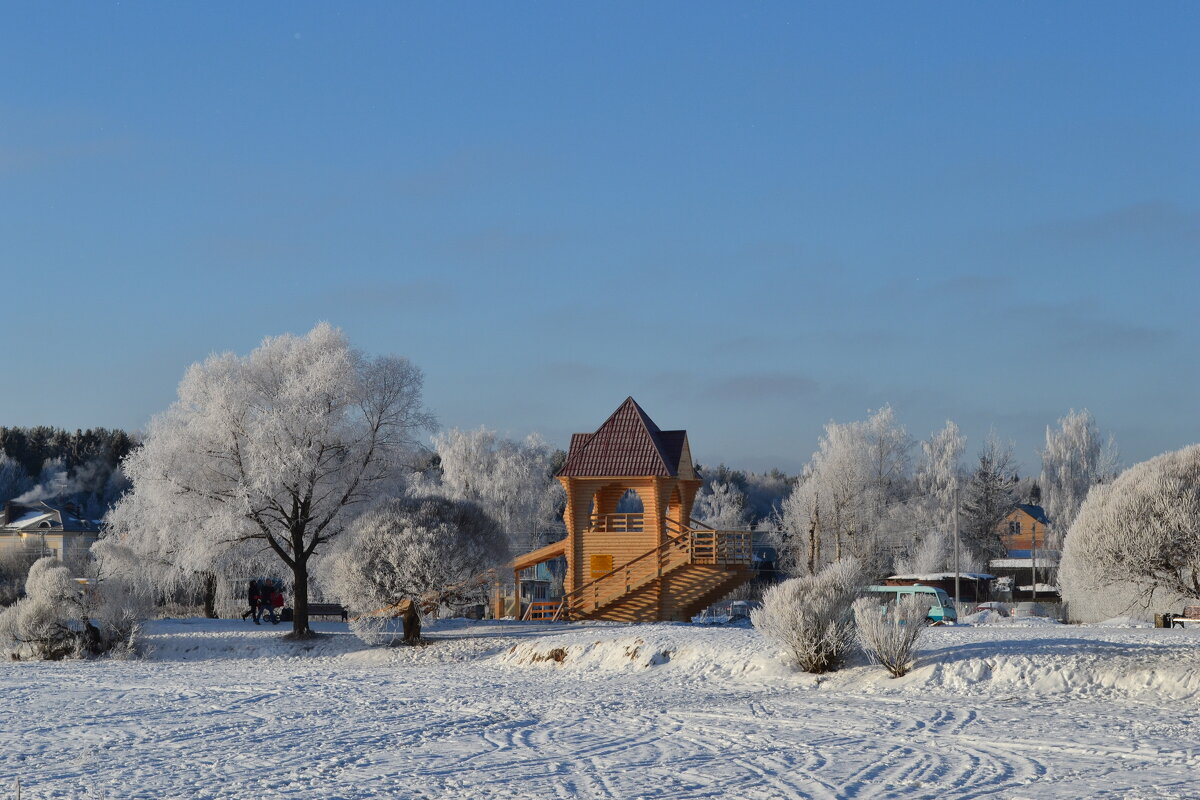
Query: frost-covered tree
695,480,751,530
774,473,821,575
1041,409,1120,547
853,594,931,678
428,427,563,554
885,421,967,575
776,407,911,574
1059,445,1200,622
959,434,1018,561
0,555,145,660
751,558,863,673
326,495,509,625
106,323,435,638
914,421,965,529
793,421,867,564
863,405,913,515
892,527,948,576
697,464,794,526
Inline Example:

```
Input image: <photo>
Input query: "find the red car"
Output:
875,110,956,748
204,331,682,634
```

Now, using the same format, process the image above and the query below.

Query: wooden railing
588,513,645,532
522,600,560,621
552,518,753,621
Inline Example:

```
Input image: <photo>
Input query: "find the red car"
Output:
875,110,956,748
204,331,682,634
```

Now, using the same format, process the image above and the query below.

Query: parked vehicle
1012,601,1051,619
974,601,1010,617
863,585,958,623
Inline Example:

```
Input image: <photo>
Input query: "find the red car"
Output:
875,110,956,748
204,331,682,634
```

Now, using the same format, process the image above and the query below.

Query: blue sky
2,2,1196,474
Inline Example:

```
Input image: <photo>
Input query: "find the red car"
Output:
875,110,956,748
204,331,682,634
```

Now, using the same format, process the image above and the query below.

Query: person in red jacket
268,585,284,625
254,578,281,625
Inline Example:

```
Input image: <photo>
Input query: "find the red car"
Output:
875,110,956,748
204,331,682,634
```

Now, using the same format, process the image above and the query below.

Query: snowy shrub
1060,445,1200,622
326,494,508,642
751,558,863,673
0,557,147,660
853,595,931,678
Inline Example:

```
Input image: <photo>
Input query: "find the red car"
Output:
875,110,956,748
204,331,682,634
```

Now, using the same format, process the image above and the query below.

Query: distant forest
0,427,138,518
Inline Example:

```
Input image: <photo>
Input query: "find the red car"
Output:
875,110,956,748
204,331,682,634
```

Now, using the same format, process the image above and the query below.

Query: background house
989,503,1059,603
0,500,101,564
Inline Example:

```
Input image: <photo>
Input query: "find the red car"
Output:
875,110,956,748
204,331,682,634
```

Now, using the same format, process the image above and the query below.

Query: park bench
1169,605,1200,629
306,603,348,621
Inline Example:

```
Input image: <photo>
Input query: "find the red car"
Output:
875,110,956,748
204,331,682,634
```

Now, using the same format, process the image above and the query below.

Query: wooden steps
542,518,754,623
573,563,754,623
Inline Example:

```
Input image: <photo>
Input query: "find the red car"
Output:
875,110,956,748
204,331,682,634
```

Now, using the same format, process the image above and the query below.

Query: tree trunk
808,502,820,575
290,555,312,638
202,572,218,619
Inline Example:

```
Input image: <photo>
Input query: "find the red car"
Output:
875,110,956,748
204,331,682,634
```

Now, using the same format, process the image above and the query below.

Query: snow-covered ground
3,617,1199,799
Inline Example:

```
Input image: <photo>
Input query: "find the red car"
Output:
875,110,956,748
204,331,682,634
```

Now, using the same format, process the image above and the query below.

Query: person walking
242,579,260,621
266,581,283,625
255,578,281,625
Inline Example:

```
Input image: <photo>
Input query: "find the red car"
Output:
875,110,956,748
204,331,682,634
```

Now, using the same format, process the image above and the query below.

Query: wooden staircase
552,519,754,623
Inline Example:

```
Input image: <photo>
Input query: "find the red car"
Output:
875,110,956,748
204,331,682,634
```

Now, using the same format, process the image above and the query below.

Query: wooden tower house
512,397,753,622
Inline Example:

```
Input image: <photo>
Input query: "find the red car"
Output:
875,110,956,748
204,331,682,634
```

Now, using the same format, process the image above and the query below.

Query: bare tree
105,323,435,638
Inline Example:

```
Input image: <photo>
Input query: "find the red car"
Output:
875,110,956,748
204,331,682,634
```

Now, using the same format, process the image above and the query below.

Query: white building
0,500,102,563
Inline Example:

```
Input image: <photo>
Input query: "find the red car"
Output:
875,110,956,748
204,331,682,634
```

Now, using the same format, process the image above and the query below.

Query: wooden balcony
587,513,645,533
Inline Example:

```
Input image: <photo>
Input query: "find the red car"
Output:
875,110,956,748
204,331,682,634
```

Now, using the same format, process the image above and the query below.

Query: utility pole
953,480,961,613
1031,521,1038,604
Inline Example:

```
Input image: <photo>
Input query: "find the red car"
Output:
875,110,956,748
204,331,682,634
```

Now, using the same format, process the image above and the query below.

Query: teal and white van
863,585,957,623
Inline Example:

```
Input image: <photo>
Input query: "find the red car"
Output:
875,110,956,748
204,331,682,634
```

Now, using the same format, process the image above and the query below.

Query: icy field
3,618,1200,799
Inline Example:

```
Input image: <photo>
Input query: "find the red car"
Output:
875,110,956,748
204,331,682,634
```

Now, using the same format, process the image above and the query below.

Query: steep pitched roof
558,397,689,478
1015,504,1051,525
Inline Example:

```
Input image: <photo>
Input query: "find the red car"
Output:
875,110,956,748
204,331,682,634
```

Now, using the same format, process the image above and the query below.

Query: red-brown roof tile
558,397,687,478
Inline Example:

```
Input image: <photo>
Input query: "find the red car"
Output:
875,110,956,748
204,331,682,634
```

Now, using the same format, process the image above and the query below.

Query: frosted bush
326,494,508,644
853,595,931,677
751,558,863,673
0,556,147,660
347,613,397,647
1060,445,1200,622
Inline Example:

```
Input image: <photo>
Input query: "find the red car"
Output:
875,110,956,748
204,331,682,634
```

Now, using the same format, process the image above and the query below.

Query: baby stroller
244,578,285,625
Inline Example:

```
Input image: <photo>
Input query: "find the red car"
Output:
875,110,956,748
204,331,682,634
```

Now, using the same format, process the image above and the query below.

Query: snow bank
138,617,1200,704
496,620,1200,702
497,623,792,682
1093,616,1154,628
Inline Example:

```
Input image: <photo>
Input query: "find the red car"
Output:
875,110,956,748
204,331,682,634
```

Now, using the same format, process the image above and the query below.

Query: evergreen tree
960,435,1018,560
